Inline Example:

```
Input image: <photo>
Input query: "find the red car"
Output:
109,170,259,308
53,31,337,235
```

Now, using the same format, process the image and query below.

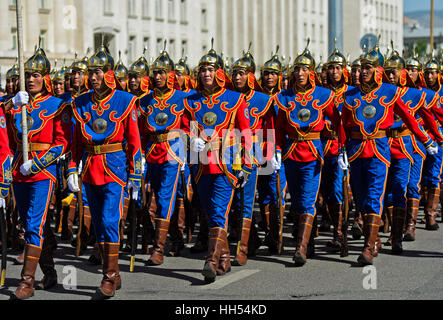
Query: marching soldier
231,46,276,265
115,51,129,92
350,58,362,88
5,44,72,299
138,47,188,265
67,44,142,299
51,69,66,98
383,46,443,254
321,42,354,252
256,49,287,254
182,41,253,283
274,40,346,266
422,54,443,231
341,41,440,266
0,91,12,240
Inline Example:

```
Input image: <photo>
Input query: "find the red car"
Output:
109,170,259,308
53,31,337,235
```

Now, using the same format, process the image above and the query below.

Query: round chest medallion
203,112,217,127
155,113,169,126
363,105,377,119
297,109,311,122
92,118,108,134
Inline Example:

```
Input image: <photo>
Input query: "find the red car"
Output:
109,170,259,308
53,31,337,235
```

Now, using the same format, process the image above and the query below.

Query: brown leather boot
147,219,170,266
96,243,121,299
404,198,419,241
384,206,393,245
293,214,314,267
259,203,270,233
190,209,209,253
201,228,225,283
233,218,252,266
391,207,406,255
352,211,363,240
61,198,76,241
37,222,58,290
13,245,42,300
81,206,92,246
326,203,343,251
14,249,25,265
119,198,130,249
169,198,185,257
141,208,154,254
357,214,381,266
425,188,440,231
217,229,231,275
88,243,102,265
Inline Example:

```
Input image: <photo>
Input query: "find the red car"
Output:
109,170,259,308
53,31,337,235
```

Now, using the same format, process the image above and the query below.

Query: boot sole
351,224,363,240
403,234,415,242
425,224,439,231
201,264,216,282
357,254,373,266
293,253,306,267
10,291,34,300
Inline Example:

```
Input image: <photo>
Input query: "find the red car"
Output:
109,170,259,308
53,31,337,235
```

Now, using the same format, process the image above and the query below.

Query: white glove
78,160,83,175
20,160,33,176
181,163,186,172
67,174,80,193
60,154,66,161
191,138,206,152
338,153,349,171
0,197,5,209
12,91,29,106
10,156,14,166
426,143,439,155
271,153,282,171
141,156,146,175
127,180,139,201
237,171,248,188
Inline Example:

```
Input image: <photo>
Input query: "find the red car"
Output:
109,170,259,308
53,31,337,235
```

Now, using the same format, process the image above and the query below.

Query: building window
169,39,176,57
156,38,163,54
143,37,150,52
312,0,315,13
303,0,307,12
180,0,187,23
104,0,113,15
129,36,136,62
155,0,163,20
201,7,207,31
181,40,188,56
142,0,150,18
128,0,136,17
320,25,323,43
40,30,47,49
12,28,17,50
168,0,175,21
40,0,46,9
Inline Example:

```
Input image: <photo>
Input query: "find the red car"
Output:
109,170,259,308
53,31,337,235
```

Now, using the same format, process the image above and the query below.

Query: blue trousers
147,161,181,221
350,157,389,216
385,158,411,209
84,182,124,244
233,165,259,220
197,174,235,230
321,156,344,205
284,159,322,217
14,180,55,247
257,163,287,207
422,147,443,188
407,152,424,201
176,164,191,199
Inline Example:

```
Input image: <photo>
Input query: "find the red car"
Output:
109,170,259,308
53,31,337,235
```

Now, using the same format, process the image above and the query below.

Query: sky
404,0,443,13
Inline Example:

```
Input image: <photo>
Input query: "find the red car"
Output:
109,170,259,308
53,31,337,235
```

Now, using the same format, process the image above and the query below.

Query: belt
387,128,411,139
17,143,51,152
321,130,338,140
350,130,387,140
288,132,321,142
85,143,123,155
148,131,181,144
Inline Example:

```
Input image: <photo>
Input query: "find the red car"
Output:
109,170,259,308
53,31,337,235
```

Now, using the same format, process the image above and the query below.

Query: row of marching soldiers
2,35,443,300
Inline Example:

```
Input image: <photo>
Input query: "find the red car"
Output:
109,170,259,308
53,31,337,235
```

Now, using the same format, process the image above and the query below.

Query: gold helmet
72,49,90,73
25,37,51,76
88,40,115,73
114,51,129,80
152,40,174,73
293,38,316,71
262,45,283,74
424,50,440,72
384,41,405,71
174,49,191,76
233,43,256,74
6,60,19,80
315,56,324,75
129,48,150,77
360,35,384,68
326,38,347,67
198,38,224,70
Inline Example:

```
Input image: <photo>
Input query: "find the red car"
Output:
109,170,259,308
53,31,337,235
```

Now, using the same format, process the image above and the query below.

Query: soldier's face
153,70,168,89
385,69,400,85
407,68,419,83
327,64,343,84
176,73,185,87
293,66,310,87
71,71,84,88
199,66,216,90
129,74,141,92
361,64,375,84
119,79,127,91
25,72,44,95
53,80,65,96
282,77,289,90
424,70,438,87
88,69,106,91
6,79,14,95
232,69,248,91
351,67,361,86
262,71,278,89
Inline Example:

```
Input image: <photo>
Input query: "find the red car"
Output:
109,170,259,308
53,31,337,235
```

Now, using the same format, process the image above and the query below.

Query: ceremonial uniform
8,46,72,299
231,49,276,266
274,42,346,266
68,45,142,298
182,44,253,283
341,45,439,265
0,104,12,208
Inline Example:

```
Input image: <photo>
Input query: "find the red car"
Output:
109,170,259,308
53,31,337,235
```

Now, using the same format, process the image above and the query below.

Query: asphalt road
1,207,443,306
